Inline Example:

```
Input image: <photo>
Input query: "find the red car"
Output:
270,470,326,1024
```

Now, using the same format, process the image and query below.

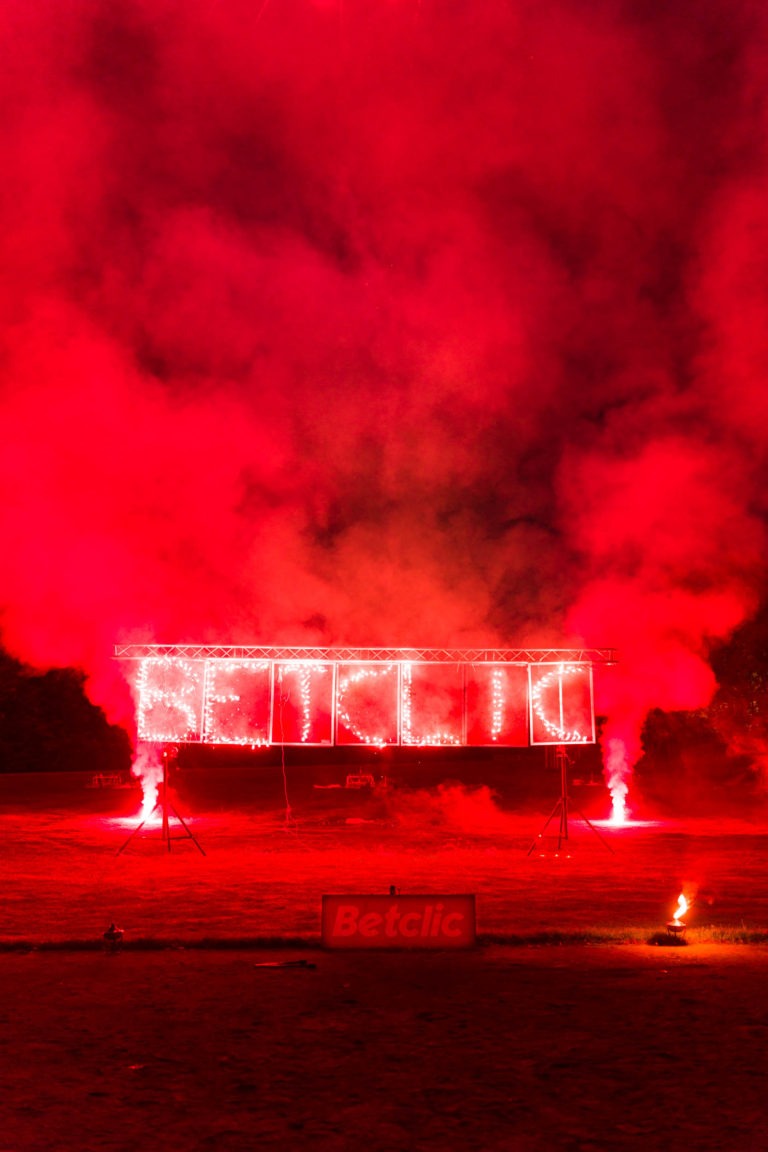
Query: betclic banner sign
321,894,477,950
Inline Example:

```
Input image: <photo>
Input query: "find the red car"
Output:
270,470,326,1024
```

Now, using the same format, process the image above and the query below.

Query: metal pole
559,745,568,846
161,750,170,849
199,659,209,743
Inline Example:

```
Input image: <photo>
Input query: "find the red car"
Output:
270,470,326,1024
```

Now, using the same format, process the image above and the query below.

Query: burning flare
609,783,628,826
605,737,630,826
672,893,689,925
130,745,163,824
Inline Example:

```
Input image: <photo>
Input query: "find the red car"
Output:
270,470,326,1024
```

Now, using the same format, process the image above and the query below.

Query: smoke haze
1,1,767,799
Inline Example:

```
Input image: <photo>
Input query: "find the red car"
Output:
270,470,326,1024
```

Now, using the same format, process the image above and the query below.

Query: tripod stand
527,745,613,855
117,747,206,856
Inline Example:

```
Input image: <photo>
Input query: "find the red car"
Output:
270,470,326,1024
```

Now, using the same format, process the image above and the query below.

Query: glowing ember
137,657,203,742
297,664,313,743
276,662,330,743
203,660,271,746
490,668,505,741
529,664,589,743
337,664,396,747
673,893,689,925
128,651,599,750
401,663,462,746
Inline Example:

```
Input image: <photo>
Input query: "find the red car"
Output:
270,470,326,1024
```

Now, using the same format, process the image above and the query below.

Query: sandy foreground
2,773,768,1149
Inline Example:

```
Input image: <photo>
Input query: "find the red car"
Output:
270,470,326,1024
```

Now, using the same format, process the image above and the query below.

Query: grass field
2,766,768,946
3,767,768,1150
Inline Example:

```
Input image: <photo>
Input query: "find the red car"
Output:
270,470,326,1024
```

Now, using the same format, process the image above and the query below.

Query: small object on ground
253,959,316,969
345,773,375,789
103,922,124,951
648,929,687,947
656,892,691,945
87,773,134,790
389,885,400,896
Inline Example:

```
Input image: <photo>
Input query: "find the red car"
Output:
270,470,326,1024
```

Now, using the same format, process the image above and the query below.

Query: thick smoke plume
130,742,162,823
1,1,767,806
387,784,520,838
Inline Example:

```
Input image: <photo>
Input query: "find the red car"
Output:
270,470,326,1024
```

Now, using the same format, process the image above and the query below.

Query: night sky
1,1,767,801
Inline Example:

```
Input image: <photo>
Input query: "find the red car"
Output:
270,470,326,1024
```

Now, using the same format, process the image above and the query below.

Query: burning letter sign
128,654,597,747
322,894,476,949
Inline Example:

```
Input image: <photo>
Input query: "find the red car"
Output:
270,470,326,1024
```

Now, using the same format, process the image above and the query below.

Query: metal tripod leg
528,744,614,856
116,800,206,856
116,814,151,856
116,745,205,856
168,804,206,856
527,795,566,855
567,805,614,854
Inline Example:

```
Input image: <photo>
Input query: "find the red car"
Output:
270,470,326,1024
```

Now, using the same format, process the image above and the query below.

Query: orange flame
673,893,689,925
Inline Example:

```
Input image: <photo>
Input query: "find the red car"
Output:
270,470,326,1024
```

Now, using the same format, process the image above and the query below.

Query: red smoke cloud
1,2,767,804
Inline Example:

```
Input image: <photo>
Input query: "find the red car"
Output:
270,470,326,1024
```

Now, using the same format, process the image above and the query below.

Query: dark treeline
0,653,131,774
633,604,768,811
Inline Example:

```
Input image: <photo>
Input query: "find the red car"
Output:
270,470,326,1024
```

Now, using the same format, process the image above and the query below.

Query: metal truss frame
114,644,617,664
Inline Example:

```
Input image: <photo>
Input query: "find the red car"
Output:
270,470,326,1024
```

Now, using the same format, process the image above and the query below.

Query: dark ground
2,767,768,1150
4,945,768,1151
